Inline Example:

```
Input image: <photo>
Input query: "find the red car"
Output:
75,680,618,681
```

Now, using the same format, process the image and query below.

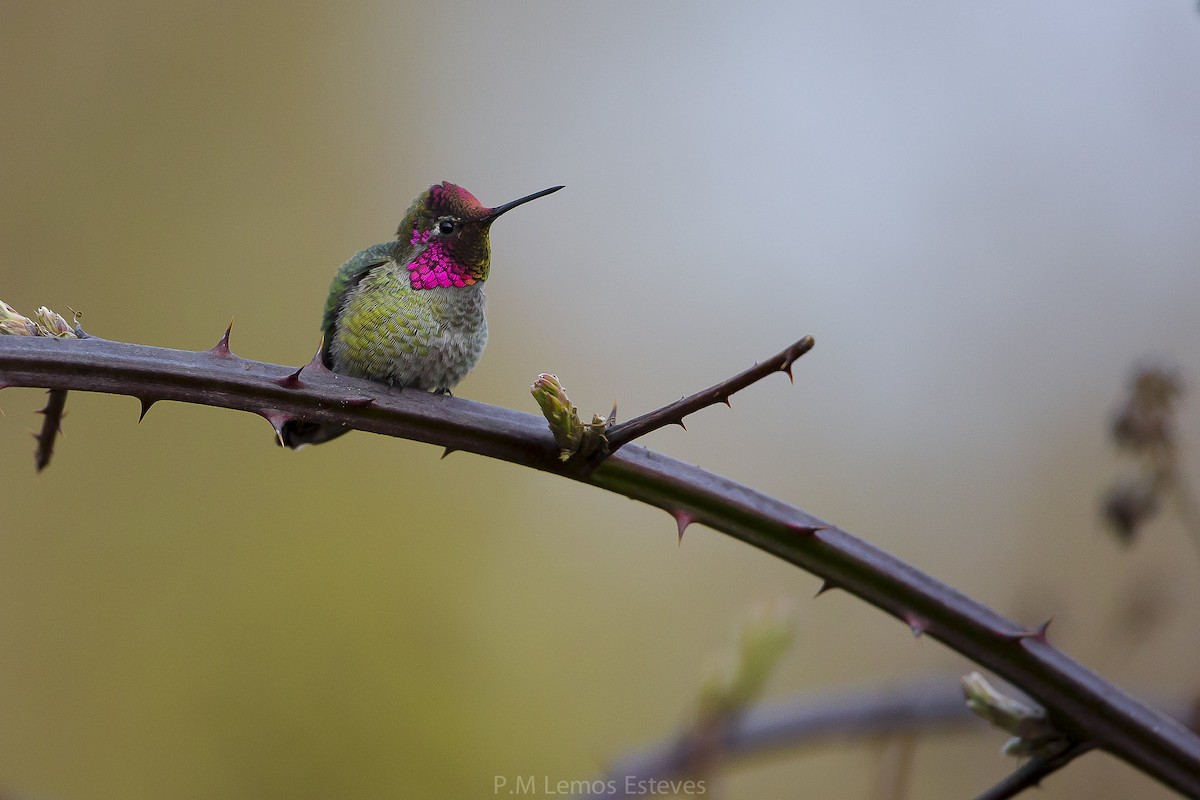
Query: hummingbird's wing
320,242,397,356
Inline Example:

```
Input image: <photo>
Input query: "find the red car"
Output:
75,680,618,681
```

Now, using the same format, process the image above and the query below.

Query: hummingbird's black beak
486,185,564,219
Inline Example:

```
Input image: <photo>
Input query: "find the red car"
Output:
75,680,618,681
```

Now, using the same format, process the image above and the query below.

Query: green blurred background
2,2,1200,797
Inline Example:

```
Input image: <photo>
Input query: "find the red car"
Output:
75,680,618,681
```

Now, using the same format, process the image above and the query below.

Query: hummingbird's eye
437,219,458,235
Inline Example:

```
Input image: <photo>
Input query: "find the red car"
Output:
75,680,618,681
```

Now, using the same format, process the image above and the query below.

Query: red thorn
1014,618,1054,644
209,319,235,357
670,509,697,543
273,365,306,389
137,397,157,423
720,396,732,408
675,419,687,431
304,341,332,374
788,522,825,536
341,396,375,408
783,362,795,383
814,579,841,597
903,612,929,639
441,447,457,459
258,410,293,447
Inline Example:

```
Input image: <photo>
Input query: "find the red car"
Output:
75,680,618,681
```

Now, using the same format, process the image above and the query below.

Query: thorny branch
604,336,815,452
1,332,1199,796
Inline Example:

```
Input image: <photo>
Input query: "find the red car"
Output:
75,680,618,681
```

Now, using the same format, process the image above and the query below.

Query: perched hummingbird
280,181,563,448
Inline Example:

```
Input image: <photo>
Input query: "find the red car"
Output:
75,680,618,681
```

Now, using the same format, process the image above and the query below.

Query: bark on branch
1,333,1198,797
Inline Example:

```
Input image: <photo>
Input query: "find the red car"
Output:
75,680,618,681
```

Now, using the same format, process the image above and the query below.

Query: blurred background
2,1,1200,797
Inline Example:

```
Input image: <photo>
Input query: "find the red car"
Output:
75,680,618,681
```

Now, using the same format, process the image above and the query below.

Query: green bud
962,672,1069,758
0,299,38,336
530,373,611,460
0,300,79,338
34,306,75,338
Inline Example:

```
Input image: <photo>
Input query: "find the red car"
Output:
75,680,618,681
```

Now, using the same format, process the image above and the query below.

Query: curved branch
1,334,1198,796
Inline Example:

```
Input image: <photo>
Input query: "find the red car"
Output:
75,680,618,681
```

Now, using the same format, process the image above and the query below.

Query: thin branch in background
585,677,1194,800
582,678,974,800
972,741,1094,800
1,331,1199,795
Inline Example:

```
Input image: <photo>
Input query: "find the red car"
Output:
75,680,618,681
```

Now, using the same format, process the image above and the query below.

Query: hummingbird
280,181,563,448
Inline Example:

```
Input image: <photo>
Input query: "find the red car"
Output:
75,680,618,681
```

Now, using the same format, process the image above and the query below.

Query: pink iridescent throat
407,228,476,290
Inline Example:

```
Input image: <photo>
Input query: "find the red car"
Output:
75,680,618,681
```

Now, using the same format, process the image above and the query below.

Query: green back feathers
320,242,396,348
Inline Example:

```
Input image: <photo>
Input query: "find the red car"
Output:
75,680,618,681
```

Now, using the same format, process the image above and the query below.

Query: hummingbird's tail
278,420,351,449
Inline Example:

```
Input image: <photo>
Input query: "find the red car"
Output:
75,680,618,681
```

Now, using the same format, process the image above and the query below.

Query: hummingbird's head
396,182,563,288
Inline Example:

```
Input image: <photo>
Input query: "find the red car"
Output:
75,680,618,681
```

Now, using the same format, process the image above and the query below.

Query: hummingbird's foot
434,387,453,397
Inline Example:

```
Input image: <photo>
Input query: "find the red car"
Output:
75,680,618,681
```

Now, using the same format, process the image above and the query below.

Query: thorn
903,612,929,639
441,447,457,459
273,365,306,389
137,397,157,423
670,509,697,543
720,395,732,408
1014,618,1054,644
258,409,293,447
814,579,841,597
209,318,235,357
341,396,376,408
304,339,333,374
674,418,687,431
781,336,816,383
607,401,618,427
788,522,826,536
